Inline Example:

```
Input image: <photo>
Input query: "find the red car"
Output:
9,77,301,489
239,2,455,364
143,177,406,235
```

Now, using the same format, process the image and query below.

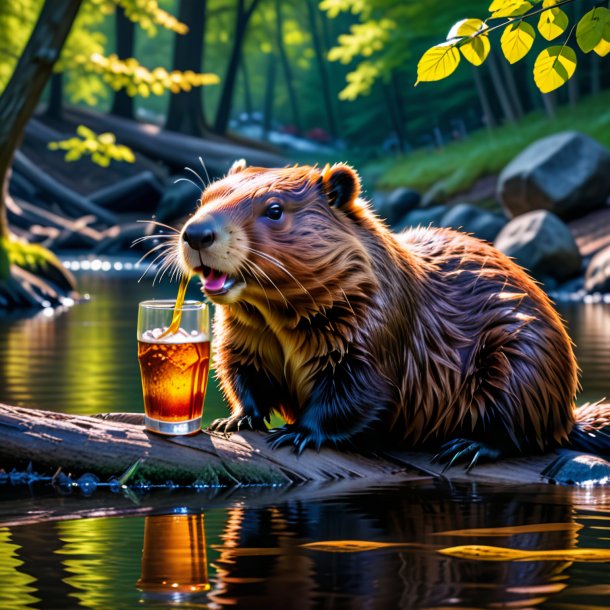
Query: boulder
377,188,421,226
585,245,610,293
395,205,448,232
498,131,610,220
494,210,582,282
440,203,506,242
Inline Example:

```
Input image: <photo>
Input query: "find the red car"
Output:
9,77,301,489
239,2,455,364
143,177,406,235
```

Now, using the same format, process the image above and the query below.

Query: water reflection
3,482,610,609
137,513,210,602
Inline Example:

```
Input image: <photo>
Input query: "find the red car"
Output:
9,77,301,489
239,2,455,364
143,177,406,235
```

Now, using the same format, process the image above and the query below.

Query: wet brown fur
178,162,586,457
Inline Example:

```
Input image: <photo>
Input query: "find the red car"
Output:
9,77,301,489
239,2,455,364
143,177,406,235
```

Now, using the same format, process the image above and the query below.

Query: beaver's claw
432,438,503,473
208,414,268,434
267,424,321,455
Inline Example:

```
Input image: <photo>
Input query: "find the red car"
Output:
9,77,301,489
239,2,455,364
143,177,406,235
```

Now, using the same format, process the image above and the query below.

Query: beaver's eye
265,202,284,221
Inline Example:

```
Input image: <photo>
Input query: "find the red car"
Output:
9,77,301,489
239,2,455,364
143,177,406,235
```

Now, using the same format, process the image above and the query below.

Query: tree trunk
213,0,260,134
499,56,524,119
241,57,253,118
591,54,601,96
262,52,276,139
487,51,516,124
541,92,556,119
382,82,406,153
0,403,575,488
165,0,208,135
110,5,135,119
45,72,63,120
275,0,302,135
306,0,337,138
471,66,496,129
0,0,83,239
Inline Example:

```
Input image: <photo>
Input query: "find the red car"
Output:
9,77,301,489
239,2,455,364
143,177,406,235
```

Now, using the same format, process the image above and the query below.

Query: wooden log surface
0,403,588,492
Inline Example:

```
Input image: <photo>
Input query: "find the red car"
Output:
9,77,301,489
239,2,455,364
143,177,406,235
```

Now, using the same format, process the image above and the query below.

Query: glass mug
137,300,210,435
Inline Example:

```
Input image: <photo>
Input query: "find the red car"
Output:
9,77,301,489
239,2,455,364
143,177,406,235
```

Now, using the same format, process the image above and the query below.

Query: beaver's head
178,161,378,316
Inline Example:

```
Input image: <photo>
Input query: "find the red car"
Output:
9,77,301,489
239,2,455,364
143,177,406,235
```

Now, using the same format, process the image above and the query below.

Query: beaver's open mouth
195,264,237,296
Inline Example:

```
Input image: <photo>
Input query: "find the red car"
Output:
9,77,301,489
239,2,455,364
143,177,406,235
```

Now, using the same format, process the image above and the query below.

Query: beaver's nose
183,221,215,250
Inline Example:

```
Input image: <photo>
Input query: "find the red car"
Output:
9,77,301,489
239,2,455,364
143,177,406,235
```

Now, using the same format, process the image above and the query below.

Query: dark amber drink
137,300,209,435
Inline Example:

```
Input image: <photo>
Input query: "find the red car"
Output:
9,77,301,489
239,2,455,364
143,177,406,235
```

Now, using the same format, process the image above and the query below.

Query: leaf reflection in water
438,544,610,562
433,522,583,537
301,540,436,553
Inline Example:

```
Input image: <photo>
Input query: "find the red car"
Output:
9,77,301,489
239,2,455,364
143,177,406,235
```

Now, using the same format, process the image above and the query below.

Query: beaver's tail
567,401,610,455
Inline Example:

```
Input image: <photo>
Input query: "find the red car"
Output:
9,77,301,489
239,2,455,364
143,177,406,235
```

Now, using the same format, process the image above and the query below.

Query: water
1,269,610,609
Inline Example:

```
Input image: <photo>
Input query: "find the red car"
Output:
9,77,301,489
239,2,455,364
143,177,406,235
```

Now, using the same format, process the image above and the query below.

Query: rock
395,205,448,232
440,203,506,242
421,179,448,207
156,178,201,225
377,188,421,226
498,131,610,220
585,245,610,293
494,210,582,282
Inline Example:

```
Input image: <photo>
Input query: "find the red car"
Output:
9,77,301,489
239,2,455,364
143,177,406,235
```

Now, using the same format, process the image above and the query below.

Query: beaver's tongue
204,268,227,292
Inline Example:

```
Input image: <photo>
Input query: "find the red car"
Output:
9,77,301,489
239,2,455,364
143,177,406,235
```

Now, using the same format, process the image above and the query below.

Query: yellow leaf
447,18,487,39
416,42,460,85
488,0,533,18
577,7,610,53
501,21,536,63
533,45,577,93
542,0,558,5
538,8,569,41
460,35,490,65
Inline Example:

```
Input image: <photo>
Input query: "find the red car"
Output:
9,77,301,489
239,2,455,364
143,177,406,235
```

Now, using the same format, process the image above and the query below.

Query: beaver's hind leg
209,364,277,433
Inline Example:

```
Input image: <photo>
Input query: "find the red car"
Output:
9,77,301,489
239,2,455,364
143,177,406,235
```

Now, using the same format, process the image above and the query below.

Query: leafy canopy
417,0,610,93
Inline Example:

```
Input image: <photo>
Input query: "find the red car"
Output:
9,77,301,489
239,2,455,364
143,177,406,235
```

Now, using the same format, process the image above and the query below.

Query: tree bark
110,5,135,119
165,0,208,135
0,0,83,239
241,58,253,118
45,72,64,120
499,57,524,119
213,0,260,134
306,0,337,138
275,0,302,135
0,403,576,488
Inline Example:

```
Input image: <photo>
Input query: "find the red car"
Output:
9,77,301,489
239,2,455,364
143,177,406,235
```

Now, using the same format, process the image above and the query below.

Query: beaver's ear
321,163,361,209
228,159,247,175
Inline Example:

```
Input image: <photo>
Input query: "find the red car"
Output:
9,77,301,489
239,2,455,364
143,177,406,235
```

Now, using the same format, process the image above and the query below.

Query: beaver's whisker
174,176,202,192
136,241,177,266
138,246,176,283
136,219,181,234
184,166,206,190
242,259,272,311
198,156,211,186
131,234,178,247
244,246,314,304
247,259,290,308
155,256,179,286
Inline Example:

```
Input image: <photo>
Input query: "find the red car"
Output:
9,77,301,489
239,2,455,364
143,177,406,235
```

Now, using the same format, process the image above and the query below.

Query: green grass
373,91,610,199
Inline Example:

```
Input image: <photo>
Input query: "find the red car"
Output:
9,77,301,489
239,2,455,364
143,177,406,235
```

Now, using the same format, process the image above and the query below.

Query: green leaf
538,8,569,41
488,0,533,19
501,21,536,63
533,45,577,93
594,24,610,57
416,42,460,85
576,7,610,53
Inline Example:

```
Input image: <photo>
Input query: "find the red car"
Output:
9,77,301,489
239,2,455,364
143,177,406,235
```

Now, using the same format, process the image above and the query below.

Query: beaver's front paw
208,415,268,434
432,438,503,473
267,424,323,454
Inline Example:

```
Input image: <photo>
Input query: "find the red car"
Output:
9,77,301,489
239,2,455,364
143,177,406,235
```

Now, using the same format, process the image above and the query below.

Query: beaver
176,160,609,468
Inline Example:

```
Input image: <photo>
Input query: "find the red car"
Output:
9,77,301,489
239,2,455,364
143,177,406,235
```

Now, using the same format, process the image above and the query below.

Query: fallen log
13,150,119,226
3,403,609,488
63,107,286,175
